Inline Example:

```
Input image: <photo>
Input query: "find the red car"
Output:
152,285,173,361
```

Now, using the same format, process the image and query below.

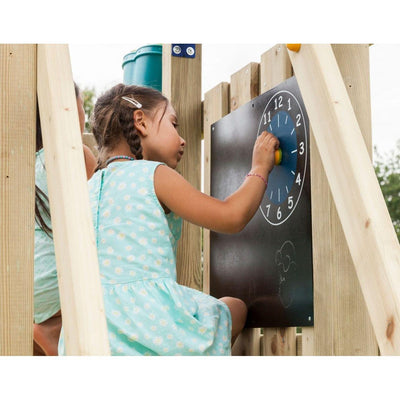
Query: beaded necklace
105,155,135,166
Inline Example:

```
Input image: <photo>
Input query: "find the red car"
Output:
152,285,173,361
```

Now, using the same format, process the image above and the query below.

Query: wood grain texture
37,44,110,355
259,44,297,356
203,82,230,294
230,63,259,112
162,44,202,290
304,44,378,355
306,44,376,355
288,44,400,355
0,44,36,355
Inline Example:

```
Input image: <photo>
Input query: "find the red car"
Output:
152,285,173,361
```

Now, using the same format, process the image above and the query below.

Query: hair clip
121,96,142,109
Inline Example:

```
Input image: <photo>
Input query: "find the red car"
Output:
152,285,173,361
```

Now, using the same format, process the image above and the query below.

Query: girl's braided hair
92,84,168,169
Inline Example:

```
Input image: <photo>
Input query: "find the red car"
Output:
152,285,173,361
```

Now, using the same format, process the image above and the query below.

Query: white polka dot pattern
58,160,231,356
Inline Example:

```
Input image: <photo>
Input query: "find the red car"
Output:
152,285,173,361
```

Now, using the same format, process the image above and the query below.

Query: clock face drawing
257,90,308,225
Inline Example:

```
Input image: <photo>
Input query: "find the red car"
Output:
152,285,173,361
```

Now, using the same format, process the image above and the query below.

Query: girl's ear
133,110,148,137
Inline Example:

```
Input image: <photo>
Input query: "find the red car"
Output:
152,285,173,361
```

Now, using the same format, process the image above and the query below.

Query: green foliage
81,87,96,132
374,140,400,242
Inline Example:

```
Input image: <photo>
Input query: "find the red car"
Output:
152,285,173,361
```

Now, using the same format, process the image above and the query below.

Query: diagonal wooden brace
288,44,400,355
37,44,110,355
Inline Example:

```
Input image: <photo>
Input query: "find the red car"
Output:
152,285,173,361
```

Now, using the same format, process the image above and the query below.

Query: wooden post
203,83,230,295
288,44,400,355
230,62,262,356
162,44,202,290
302,44,378,356
259,44,297,356
37,44,110,355
0,44,36,355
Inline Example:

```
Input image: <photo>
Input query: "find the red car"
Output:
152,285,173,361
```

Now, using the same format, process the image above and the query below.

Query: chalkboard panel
210,77,313,327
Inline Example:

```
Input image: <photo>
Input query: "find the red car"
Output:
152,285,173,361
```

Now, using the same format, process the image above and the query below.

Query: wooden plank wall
162,44,203,290
203,44,378,356
0,44,36,355
203,83,230,295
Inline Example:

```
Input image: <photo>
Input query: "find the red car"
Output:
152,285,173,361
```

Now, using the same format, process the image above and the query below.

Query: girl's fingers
256,131,279,153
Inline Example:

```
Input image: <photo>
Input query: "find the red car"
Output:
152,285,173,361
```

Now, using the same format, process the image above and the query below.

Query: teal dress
59,160,231,355
34,148,60,324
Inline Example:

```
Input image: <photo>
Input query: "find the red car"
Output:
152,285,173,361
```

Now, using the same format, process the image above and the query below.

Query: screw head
173,45,182,55
186,46,195,56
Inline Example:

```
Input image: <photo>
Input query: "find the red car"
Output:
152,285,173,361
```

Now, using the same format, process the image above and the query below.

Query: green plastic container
122,44,162,92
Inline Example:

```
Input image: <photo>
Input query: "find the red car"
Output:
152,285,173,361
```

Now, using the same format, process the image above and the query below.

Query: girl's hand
250,131,280,176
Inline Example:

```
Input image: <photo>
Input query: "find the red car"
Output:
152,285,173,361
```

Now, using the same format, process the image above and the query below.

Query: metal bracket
171,44,196,58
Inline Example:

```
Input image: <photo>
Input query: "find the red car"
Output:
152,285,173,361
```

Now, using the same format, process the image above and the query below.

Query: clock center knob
275,148,283,165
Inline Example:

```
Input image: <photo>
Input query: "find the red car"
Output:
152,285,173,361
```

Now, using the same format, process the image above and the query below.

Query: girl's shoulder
89,160,166,184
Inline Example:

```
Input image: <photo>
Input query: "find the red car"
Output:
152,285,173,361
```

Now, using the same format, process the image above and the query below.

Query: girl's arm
83,144,97,180
154,131,279,234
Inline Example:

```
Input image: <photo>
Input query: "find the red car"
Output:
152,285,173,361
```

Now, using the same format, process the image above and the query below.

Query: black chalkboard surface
210,77,313,327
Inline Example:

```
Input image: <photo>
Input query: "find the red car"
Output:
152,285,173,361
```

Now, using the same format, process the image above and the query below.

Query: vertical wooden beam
288,44,400,355
259,44,297,356
230,62,259,112
203,83,230,295
230,63,262,356
303,44,378,355
162,44,202,290
37,44,110,355
0,44,36,355
260,44,293,94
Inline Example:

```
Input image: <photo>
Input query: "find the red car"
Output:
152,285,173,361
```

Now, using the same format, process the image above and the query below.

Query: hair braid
119,104,143,160
92,84,169,169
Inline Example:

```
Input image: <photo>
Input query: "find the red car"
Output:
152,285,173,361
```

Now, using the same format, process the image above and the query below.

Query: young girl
58,83,279,356
34,82,97,356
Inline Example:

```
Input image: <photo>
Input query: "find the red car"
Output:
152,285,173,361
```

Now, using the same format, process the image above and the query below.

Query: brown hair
92,84,168,169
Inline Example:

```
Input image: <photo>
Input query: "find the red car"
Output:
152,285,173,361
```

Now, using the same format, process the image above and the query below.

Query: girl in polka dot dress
59,84,279,356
